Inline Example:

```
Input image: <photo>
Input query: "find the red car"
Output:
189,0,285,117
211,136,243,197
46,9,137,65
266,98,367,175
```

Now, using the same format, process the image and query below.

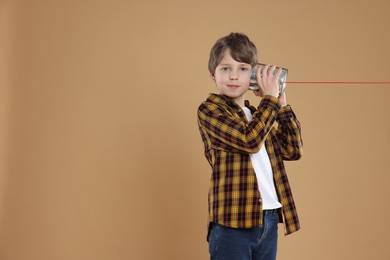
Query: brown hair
208,32,258,74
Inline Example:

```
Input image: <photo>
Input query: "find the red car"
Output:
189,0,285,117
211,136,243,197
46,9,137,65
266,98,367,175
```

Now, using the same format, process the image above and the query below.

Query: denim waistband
263,208,279,215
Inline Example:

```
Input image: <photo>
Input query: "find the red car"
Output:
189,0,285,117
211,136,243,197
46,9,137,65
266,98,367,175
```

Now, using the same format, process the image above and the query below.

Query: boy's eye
221,67,231,71
240,67,250,72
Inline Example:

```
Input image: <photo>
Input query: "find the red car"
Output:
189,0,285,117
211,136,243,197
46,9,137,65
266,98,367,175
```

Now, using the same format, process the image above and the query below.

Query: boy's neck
233,96,245,108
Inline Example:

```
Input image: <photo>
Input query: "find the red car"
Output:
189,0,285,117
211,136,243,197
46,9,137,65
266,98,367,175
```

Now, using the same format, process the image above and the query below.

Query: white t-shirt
242,107,282,210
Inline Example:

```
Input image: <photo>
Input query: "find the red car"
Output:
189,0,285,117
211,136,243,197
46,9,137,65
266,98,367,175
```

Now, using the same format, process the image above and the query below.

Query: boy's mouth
227,84,240,89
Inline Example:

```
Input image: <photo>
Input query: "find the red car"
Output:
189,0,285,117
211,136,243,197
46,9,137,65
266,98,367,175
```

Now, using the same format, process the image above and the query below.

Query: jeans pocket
209,237,218,258
208,223,219,258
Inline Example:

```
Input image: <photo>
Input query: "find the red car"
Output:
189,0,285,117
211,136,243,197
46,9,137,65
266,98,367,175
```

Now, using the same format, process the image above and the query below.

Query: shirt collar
207,93,253,110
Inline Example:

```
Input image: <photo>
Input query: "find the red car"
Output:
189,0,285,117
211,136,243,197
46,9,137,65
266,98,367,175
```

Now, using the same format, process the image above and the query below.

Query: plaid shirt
197,93,303,236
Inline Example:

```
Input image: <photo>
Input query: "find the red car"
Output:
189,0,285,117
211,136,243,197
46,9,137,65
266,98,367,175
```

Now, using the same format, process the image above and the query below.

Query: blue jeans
208,210,279,260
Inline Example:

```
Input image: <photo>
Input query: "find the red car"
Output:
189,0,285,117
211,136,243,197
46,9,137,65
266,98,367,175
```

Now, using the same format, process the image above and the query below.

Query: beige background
1,0,390,259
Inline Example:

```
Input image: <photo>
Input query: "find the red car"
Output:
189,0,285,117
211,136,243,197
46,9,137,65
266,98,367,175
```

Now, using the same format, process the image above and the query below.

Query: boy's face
212,49,252,106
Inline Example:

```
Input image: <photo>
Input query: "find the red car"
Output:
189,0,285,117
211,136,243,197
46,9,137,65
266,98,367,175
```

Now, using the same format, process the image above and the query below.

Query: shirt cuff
258,95,281,112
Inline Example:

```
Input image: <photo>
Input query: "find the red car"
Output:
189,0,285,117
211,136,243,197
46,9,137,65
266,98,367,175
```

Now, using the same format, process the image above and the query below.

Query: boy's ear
210,73,215,81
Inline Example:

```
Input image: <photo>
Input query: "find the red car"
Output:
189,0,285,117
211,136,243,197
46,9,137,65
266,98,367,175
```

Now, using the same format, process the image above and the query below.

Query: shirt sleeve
197,95,281,153
272,105,303,160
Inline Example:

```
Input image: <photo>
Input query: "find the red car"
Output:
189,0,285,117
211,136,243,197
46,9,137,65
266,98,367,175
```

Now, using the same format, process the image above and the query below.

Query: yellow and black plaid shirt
197,93,303,236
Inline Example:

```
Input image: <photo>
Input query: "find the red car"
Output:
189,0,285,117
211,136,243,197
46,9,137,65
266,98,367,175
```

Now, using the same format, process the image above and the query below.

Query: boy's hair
208,32,258,74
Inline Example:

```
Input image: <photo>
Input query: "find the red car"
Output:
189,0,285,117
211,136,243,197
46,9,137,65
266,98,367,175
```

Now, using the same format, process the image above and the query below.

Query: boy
197,32,303,260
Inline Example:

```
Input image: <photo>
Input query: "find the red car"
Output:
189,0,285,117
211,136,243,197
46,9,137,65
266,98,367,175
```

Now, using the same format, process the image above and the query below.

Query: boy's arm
272,105,303,160
198,95,281,154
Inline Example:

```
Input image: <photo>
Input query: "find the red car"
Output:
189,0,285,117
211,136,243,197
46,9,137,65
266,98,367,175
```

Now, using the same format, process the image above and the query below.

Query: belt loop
263,209,278,215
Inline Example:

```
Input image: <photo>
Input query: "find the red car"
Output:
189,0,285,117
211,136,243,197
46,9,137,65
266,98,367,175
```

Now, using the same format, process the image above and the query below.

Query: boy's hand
279,91,287,107
253,64,282,98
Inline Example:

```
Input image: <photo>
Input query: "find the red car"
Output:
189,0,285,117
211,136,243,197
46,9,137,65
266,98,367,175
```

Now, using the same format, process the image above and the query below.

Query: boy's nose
229,70,238,80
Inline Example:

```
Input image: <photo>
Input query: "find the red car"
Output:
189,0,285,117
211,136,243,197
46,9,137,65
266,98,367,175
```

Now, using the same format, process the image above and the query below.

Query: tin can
249,63,288,95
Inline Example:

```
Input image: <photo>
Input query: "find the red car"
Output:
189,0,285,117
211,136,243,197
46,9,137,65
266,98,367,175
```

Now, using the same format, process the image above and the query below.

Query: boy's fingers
268,65,276,77
275,67,283,78
261,64,270,85
262,64,270,76
256,65,262,82
256,64,262,75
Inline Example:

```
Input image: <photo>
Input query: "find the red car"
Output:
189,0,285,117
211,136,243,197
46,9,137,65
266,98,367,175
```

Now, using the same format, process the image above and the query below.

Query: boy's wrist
258,95,281,111
262,95,281,105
